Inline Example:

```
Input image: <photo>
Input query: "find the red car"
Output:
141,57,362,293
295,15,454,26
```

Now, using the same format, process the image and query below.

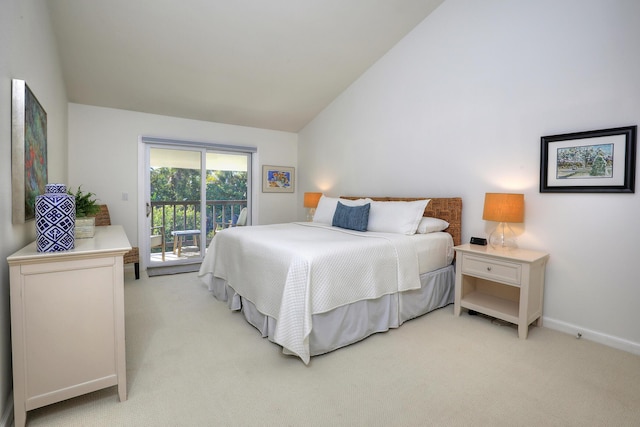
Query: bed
198,196,462,364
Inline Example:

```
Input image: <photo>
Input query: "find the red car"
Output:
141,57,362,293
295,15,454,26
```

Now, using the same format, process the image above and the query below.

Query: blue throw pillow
332,202,370,232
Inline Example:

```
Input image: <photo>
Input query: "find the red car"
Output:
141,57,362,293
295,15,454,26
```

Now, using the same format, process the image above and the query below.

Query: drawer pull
487,267,492,271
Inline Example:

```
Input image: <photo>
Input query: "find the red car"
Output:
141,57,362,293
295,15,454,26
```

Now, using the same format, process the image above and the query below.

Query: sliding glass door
142,139,251,274
147,147,203,267
204,151,249,235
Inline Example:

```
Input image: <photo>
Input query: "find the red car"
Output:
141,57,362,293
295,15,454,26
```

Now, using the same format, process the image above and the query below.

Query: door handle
146,202,151,218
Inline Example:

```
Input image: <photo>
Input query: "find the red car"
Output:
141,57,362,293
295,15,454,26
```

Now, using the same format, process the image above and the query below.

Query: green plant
68,186,100,217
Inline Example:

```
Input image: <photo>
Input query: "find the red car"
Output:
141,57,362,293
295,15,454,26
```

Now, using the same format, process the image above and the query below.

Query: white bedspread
198,222,429,363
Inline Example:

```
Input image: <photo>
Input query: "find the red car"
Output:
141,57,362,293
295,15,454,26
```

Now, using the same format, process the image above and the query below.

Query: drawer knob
487,266,492,271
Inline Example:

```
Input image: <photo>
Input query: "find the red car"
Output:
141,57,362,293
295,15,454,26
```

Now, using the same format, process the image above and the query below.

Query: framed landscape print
540,126,636,193
262,165,294,193
12,79,48,223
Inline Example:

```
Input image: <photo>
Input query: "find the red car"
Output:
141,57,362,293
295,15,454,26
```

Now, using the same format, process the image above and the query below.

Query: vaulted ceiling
48,0,443,132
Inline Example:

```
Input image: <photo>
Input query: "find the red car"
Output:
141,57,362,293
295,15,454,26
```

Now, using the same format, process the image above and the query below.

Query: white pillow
416,217,449,234
313,196,371,224
367,199,430,235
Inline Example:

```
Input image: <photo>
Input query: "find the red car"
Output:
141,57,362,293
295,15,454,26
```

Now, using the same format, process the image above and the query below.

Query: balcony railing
150,200,246,251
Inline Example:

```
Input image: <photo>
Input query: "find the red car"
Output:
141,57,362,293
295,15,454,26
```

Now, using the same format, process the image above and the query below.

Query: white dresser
8,226,131,427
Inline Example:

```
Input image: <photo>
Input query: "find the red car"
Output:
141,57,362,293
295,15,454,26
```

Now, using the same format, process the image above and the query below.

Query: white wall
67,104,298,249
298,0,640,353
0,0,68,422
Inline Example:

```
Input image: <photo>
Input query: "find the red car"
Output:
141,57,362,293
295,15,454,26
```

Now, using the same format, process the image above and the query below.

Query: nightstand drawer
461,253,521,285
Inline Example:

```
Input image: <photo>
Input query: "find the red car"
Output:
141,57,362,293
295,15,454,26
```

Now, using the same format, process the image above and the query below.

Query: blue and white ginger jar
35,183,76,252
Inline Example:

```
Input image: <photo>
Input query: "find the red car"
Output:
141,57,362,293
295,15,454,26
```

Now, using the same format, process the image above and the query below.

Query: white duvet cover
198,222,453,363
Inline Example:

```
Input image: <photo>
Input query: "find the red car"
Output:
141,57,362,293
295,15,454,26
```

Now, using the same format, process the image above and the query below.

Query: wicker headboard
341,197,462,246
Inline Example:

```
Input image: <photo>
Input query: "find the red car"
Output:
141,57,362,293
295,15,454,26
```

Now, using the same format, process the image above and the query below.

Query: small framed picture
540,126,636,193
262,165,295,193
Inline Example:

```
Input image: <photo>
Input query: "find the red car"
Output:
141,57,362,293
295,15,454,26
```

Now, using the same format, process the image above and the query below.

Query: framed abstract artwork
540,126,636,193
262,165,294,193
12,79,48,223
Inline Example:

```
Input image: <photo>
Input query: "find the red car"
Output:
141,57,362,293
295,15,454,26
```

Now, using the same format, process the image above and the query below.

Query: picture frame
540,126,636,193
12,79,48,223
262,165,295,193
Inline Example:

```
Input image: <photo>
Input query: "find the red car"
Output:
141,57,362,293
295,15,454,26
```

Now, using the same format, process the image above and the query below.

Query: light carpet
25,270,640,426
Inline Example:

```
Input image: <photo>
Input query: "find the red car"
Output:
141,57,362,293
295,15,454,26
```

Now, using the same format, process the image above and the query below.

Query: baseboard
544,316,640,356
1,390,13,427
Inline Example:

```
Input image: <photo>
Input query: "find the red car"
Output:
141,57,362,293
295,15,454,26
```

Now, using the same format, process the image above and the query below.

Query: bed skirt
208,264,455,360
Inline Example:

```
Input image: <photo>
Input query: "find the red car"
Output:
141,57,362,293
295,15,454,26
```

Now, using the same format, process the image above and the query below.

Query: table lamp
303,192,322,221
482,193,524,249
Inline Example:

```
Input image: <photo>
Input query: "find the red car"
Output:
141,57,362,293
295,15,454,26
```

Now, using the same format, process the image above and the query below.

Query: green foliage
68,186,100,217
150,167,201,202
206,170,247,200
150,167,247,203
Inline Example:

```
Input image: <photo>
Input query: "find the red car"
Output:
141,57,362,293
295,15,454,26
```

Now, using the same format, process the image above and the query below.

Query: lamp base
489,222,518,250
306,207,316,222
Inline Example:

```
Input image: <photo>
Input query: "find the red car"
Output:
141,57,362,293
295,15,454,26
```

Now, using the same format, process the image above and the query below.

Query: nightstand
454,243,549,339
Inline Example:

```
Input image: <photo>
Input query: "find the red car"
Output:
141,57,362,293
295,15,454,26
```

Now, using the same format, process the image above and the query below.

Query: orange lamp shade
303,192,322,209
482,193,524,223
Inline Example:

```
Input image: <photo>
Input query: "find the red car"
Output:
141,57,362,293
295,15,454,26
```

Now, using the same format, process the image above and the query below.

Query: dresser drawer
461,253,521,285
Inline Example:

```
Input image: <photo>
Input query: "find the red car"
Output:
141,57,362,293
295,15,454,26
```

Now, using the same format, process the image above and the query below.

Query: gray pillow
332,202,370,232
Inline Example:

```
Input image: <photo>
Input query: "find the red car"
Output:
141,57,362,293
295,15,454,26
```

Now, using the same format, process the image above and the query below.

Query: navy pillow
332,202,370,232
